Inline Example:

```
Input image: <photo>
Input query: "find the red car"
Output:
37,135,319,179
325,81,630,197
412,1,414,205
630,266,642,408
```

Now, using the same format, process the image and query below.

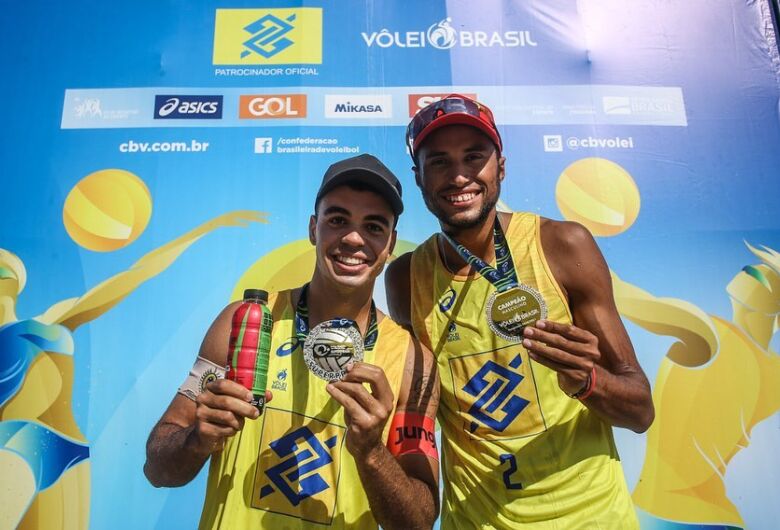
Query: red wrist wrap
575,366,597,400
387,412,439,460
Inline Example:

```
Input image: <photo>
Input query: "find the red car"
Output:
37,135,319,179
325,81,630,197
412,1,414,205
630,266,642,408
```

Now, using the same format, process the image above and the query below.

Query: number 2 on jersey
499,453,522,490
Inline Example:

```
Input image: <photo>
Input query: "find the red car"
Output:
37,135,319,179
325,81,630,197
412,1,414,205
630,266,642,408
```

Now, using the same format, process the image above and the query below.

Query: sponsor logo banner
602,95,681,118
153,95,223,119
363,18,537,50
68,96,141,125
239,95,307,119
408,93,477,117
213,8,322,65
61,86,687,129
324,95,392,119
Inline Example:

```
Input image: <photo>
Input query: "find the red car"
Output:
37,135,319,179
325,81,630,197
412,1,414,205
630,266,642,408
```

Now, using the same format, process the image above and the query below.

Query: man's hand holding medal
523,320,600,400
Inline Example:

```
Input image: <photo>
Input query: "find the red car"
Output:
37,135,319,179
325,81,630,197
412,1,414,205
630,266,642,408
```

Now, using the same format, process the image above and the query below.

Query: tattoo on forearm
408,375,439,410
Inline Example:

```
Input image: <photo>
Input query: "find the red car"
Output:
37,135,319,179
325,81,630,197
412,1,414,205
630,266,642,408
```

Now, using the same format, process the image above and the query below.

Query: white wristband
177,356,226,401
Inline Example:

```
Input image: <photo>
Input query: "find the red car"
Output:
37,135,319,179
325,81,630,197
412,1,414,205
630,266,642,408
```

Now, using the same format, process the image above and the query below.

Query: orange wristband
387,412,439,460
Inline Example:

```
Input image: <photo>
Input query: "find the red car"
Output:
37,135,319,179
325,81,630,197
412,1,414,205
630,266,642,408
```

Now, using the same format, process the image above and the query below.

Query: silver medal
303,319,365,381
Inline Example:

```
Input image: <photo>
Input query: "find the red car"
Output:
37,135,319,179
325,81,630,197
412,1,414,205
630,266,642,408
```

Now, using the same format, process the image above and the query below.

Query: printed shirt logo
408,93,478,117
463,354,529,433
448,346,546,440
438,287,457,312
260,426,336,504
239,95,307,119
439,288,461,342
253,409,345,524
213,8,322,65
276,337,300,356
447,321,460,343
271,368,288,391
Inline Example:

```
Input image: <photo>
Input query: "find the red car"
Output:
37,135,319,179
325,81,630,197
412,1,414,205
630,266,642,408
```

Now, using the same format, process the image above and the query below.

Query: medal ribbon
440,217,519,292
294,283,379,351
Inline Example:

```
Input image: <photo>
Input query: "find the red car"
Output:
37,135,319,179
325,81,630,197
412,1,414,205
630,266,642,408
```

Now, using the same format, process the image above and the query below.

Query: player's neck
306,274,374,332
441,209,507,269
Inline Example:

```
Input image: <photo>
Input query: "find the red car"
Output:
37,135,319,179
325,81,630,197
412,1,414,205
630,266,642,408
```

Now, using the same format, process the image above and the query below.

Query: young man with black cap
145,154,440,530
386,95,654,528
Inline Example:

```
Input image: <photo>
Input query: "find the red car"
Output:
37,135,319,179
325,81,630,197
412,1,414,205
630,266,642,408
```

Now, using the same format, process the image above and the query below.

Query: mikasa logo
325,95,392,119
336,102,381,112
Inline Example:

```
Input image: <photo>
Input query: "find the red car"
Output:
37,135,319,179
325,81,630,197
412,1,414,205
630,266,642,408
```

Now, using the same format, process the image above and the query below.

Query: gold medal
485,285,547,341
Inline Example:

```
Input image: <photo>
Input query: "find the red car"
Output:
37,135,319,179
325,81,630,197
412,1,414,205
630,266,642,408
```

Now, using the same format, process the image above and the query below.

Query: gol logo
407,93,478,117
239,95,307,119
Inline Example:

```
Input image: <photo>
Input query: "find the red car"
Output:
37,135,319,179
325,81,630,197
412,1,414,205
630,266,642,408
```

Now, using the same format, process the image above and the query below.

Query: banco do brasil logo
258,426,337,506
252,415,345,524
213,8,322,65
464,354,530,434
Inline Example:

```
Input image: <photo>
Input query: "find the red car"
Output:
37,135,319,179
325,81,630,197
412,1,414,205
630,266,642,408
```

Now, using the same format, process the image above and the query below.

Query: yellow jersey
199,290,409,529
410,212,637,529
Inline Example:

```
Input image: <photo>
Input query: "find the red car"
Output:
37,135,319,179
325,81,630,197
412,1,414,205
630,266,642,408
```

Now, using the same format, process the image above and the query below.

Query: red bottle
226,289,272,410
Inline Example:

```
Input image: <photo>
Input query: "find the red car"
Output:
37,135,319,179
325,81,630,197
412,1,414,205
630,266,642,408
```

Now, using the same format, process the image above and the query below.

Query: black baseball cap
315,154,404,217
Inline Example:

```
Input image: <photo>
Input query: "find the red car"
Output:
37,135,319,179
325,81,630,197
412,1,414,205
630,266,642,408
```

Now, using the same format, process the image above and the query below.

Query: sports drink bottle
227,289,272,411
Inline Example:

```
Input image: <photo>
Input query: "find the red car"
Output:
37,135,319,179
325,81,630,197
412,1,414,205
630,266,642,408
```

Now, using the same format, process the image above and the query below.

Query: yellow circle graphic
555,157,640,237
63,169,152,252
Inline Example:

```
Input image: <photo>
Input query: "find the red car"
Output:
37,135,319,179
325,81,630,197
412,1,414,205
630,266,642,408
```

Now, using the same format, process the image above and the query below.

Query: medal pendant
303,320,365,381
485,285,547,342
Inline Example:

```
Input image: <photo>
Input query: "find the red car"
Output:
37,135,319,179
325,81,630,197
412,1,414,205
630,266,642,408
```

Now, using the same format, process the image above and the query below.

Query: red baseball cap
406,94,502,158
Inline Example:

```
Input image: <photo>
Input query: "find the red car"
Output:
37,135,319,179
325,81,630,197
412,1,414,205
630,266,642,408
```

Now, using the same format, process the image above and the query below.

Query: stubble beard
423,178,502,232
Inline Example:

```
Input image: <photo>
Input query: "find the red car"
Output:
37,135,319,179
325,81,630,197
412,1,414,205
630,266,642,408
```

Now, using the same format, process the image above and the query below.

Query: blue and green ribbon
294,283,379,351
440,217,519,293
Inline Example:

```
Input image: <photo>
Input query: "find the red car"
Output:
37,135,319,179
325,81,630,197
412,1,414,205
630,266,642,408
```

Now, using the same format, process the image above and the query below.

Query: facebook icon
255,137,273,154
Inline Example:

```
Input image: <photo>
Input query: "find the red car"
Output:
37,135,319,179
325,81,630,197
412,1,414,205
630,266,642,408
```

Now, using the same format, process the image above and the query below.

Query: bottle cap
243,289,268,302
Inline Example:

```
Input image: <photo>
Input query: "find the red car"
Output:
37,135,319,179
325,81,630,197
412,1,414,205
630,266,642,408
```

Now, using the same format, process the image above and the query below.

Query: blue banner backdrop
1,1,779,528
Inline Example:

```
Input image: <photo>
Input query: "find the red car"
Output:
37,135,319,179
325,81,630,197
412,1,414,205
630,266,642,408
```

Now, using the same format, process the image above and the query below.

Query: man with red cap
386,95,654,528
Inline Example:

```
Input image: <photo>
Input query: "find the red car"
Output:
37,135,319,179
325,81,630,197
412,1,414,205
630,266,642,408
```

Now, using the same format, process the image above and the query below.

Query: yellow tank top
410,212,637,529
199,290,409,530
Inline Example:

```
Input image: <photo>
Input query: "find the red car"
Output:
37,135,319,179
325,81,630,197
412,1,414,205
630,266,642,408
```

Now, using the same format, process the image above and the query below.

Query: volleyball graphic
312,328,357,371
63,169,152,251
555,157,640,237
